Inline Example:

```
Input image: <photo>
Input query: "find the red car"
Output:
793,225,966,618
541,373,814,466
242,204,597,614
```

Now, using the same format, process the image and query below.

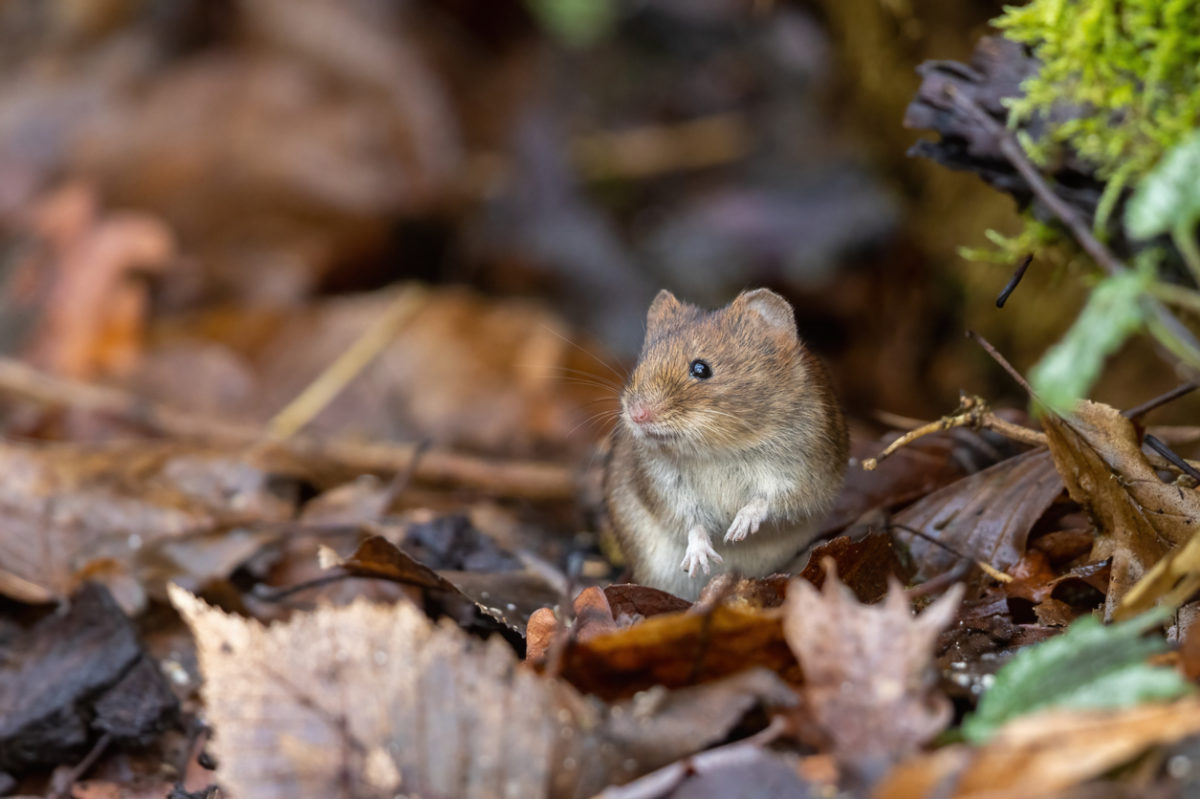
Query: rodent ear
738,289,798,338
646,289,683,328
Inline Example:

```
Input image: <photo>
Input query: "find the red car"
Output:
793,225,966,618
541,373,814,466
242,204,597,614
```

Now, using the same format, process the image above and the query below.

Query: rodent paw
681,533,723,577
724,498,768,543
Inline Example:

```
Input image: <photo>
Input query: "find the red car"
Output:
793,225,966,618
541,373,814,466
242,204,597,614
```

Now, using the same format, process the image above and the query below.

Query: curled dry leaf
783,569,962,785
332,533,554,636
549,600,798,701
1041,401,1200,618
170,587,795,799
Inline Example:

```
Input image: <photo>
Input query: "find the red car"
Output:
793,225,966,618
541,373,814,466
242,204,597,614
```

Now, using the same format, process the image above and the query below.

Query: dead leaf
0,583,176,772
892,448,1063,581
797,531,915,604
0,441,295,605
603,584,692,621
876,698,1200,799
330,533,555,636
783,568,962,785
550,600,798,701
1042,401,1200,617
170,587,795,799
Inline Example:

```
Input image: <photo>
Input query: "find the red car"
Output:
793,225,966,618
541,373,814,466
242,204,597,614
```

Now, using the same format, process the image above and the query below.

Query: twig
266,285,427,440
0,357,577,501
906,560,972,600
863,393,1045,470
52,733,111,799
1144,435,1200,483
966,329,1039,397
996,254,1033,308
890,523,1014,585
1123,381,1200,420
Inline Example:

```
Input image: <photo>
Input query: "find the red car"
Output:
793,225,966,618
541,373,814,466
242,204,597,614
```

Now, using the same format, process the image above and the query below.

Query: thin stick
1144,435,1200,483
53,733,111,799
966,329,1039,397
0,357,577,501
1123,381,1200,420
266,285,426,440
890,522,1014,583
996,254,1033,308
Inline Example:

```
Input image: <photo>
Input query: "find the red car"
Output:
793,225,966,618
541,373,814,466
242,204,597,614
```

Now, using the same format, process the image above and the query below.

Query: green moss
996,0,1200,199
959,215,1065,264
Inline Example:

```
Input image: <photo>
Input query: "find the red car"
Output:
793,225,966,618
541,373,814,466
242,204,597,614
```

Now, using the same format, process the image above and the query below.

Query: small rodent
604,288,848,600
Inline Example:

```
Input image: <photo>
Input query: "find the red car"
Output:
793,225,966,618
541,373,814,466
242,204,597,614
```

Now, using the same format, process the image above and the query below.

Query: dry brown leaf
796,530,915,605
892,448,1063,580
1042,401,1200,617
875,698,1200,799
170,587,795,799
0,441,294,605
552,601,797,701
783,569,963,784
1118,531,1200,621
331,534,556,635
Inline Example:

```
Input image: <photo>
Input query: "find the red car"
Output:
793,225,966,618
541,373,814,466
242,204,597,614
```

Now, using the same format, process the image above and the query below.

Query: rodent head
622,288,815,453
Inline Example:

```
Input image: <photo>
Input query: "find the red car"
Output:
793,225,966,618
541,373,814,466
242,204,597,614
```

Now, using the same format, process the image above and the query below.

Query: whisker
513,362,624,393
565,408,622,439
537,323,628,384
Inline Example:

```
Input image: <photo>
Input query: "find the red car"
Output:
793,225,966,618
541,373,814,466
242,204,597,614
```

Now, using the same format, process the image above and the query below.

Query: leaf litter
1,5,1200,796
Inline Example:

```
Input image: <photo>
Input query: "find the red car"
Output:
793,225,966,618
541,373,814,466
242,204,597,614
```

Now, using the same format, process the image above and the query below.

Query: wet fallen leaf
783,569,962,786
171,587,795,799
1041,401,1200,617
0,584,176,773
797,530,914,604
892,448,1063,581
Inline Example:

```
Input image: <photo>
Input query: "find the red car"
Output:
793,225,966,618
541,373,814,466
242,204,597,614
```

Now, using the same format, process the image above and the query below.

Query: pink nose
629,402,655,424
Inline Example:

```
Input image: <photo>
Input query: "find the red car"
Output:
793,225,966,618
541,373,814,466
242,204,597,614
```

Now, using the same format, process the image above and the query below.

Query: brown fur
604,288,848,599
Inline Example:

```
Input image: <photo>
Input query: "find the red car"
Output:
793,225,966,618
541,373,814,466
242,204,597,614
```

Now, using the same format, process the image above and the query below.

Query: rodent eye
688,359,713,380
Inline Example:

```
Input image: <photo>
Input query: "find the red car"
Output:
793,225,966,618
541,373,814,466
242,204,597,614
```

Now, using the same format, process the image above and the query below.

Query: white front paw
725,497,769,543
681,528,723,577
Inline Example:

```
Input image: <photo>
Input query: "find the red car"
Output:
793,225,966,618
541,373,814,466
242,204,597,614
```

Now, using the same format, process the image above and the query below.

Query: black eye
689,359,712,379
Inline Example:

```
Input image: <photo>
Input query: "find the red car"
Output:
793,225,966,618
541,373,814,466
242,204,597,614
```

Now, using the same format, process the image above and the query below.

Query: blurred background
0,0,1190,460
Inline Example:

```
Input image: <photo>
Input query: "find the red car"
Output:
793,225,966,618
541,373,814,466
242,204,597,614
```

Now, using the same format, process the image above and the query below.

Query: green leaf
961,608,1192,744
1126,130,1200,240
1029,268,1150,413
525,0,615,48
